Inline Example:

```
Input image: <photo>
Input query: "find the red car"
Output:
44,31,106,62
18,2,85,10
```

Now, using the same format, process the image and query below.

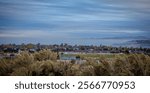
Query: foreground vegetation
0,49,150,76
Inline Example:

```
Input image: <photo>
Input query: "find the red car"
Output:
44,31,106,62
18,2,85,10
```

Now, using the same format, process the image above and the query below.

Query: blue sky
0,0,150,44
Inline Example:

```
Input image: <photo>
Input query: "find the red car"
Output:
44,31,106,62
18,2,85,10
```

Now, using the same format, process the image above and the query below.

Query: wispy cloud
0,0,150,44
0,30,72,38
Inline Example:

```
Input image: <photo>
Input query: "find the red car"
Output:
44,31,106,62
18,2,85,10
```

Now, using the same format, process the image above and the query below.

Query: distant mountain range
118,40,150,48
82,36,150,40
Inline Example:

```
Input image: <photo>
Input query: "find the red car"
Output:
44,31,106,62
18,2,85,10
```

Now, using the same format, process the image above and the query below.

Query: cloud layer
0,0,150,44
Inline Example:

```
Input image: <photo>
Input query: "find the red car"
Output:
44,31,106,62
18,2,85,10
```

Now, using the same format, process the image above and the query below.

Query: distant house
3,48,19,53
29,49,36,53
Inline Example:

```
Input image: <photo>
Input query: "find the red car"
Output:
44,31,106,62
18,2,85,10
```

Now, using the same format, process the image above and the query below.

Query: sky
0,0,150,45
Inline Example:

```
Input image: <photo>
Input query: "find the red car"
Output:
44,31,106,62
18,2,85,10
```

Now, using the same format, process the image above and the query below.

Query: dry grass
33,49,57,61
0,51,150,76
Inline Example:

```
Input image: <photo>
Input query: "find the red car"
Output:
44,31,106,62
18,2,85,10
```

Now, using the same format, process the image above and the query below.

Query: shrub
127,54,150,76
33,49,57,61
0,59,13,75
113,57,133,76
65,64,81,76
28,61,54,76
0,52,150,76
14,51,34,67
11,67,29,76
80,65,95,76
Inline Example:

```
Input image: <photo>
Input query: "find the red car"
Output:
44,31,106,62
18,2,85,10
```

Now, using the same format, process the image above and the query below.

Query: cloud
0,30,72,38
0,0,150,44
1,0,150,22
